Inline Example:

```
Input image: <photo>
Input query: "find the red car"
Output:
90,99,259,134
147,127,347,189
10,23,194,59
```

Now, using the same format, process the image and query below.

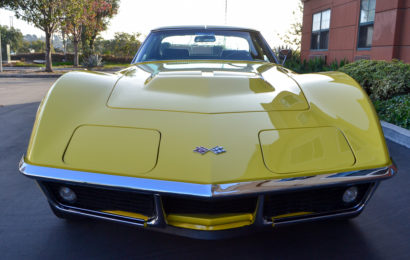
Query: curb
0,74,63,78
381,121,410,149
0,69,120,78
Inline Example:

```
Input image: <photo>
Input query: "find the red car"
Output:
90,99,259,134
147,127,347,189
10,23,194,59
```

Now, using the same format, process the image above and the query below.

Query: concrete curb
0,74,63,78
0,69,121,78
381,121,410,149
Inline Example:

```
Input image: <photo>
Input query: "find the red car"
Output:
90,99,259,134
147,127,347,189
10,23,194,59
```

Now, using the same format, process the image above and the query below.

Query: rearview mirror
194,35,216,43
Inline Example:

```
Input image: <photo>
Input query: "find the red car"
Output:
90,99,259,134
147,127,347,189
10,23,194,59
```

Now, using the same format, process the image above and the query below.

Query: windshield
133,29,277,63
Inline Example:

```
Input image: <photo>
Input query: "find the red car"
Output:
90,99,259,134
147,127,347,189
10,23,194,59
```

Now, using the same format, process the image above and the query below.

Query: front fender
290,71,391,169
26,71,122,166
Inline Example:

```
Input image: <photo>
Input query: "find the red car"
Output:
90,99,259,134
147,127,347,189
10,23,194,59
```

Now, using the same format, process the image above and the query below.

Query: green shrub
275,50,409,127
339,60,410,100
82,54,103,68
279,50,347,74
373,94,410,129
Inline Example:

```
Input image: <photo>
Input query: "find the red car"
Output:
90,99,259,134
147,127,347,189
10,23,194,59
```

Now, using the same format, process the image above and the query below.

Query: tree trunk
73,39,79,67
45,31,53,72
89,33,97,55
81,25,89,57
88,39,94,54
62,31,67,60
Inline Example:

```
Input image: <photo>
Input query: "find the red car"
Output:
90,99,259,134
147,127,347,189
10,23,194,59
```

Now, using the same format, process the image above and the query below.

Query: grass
13,62,44,67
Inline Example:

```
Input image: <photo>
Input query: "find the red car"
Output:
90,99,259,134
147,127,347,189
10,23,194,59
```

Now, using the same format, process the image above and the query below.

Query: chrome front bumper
19,159,396,198
19,158,397,239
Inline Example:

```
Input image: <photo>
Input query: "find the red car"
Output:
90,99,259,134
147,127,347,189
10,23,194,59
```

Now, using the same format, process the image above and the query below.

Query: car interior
159,43,253,60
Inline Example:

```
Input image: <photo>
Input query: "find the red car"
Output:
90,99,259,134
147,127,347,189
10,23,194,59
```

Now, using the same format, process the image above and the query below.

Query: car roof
151,25,260,33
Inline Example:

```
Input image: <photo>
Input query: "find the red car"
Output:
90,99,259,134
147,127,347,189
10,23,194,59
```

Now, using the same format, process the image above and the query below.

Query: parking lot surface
1,78,409,259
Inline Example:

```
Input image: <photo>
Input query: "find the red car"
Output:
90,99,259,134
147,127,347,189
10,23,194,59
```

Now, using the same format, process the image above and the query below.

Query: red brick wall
372,0,401,60
396,0,410,62
301,0,410,63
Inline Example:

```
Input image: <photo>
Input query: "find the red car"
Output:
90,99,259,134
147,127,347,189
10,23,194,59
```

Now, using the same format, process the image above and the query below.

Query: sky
0,0,301,47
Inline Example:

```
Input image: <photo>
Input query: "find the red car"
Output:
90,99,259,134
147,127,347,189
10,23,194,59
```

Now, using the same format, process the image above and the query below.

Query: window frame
310,9,331,51
357,0,376,50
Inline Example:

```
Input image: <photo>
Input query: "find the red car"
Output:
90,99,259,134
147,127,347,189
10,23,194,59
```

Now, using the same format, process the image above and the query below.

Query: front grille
44,182,155,217
162,196,258,215
263,183,372,220
43,181,373,223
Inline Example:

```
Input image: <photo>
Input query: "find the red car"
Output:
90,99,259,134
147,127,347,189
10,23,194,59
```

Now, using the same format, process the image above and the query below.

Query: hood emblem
194,146,226,155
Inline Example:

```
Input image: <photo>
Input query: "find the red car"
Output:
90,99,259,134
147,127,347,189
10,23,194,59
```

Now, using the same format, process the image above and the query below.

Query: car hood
25,66,391,184
107,61,309,113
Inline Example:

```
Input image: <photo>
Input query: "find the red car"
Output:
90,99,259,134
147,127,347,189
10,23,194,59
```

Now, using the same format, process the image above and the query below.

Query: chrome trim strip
49,194,367,231
19,158,396,198
51,202,147,227
273,204,364,226
50,197,166,227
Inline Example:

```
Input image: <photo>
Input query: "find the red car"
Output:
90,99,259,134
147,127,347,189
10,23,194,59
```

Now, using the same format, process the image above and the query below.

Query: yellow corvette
19,26,396,239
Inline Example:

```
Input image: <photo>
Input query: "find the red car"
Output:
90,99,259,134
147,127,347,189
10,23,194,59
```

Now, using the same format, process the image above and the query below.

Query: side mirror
279,49,292,65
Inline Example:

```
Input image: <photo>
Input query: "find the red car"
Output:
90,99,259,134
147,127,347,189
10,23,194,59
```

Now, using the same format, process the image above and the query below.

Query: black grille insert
44,182,155,217
263,183,372,219
162,196,258,215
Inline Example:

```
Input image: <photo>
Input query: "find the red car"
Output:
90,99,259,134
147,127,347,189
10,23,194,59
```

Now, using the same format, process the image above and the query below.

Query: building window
311,9,331,50
358,0,376,49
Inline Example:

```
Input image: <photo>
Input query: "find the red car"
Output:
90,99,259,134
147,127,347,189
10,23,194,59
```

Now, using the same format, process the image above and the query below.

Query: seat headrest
162,48,190,59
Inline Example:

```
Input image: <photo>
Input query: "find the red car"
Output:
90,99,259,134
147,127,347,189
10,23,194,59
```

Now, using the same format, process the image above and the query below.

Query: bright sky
0,0,301,47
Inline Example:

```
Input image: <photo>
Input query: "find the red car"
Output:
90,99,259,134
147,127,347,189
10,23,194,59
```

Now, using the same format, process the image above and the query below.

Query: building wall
301,0,410,63
396,0,410,61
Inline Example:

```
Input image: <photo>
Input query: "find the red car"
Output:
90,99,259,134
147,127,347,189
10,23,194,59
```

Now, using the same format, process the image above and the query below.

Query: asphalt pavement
0,78,409,259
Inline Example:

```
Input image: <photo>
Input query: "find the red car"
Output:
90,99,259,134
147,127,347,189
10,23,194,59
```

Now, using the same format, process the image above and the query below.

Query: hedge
373,94,410,129
11,53,133,64
283,57,409,128
339,59,410,100
338,60,410,129
282,51,348,74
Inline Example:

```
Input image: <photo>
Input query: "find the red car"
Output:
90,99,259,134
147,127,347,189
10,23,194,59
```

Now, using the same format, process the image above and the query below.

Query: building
301,0,410,63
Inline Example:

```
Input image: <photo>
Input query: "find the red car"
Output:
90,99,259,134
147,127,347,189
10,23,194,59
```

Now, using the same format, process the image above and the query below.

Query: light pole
0,30,3,73
225,0,228,25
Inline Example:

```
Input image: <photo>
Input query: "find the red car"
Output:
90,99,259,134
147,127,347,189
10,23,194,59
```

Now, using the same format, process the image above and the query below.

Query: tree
113,32,141,57
4,1,65,72
81,0,119,57
61,0,90,66
95,32,141,57
30,40,47,52
278,0,303,50
0,1,14,8
0,25,24,57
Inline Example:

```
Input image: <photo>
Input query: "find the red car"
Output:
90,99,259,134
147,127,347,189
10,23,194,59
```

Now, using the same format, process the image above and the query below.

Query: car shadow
52,217,379,259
